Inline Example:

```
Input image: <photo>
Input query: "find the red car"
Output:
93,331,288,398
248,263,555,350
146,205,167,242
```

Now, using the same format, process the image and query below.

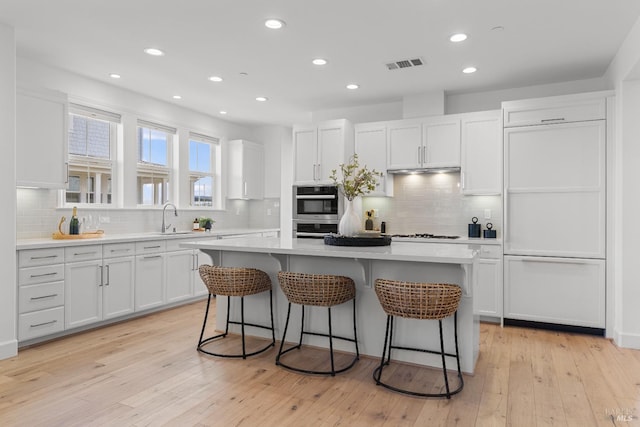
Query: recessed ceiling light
208,76,223,82
450,33,468,42
109,73,121,79
144,48,165,56
172,95,182,100
256,96,268,102
312,58,327,66
265,19,285,29
346,84,359,90
463,66,477,74
220,111,227,115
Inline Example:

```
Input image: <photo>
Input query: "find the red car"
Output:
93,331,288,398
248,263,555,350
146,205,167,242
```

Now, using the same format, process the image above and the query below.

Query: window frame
136,120,176,207
63,104,119,207
188,132,220,208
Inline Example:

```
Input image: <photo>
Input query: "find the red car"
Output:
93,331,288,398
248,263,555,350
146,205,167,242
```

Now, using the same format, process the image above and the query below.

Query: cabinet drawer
503,97,606,127
19,306,65,341
136,240,166,255
504,256,605,328
19,264,64,285
19,281,64,313
65,245,102,262
165,239,190,252
19,248,64,267
103,242,136,259
478,245,502,259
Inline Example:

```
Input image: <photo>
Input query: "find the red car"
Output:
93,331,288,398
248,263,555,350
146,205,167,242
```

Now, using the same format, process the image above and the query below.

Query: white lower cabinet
194,250,212,297
135,253,166,311
65,259,102,328
102,256,135,319
18,247,65,341
165,250,195,303
504,255,605,328
65,245,135,329
472,244,503,320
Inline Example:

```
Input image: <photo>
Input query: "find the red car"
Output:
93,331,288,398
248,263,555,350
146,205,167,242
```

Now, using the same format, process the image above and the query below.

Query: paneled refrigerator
502,94,608,331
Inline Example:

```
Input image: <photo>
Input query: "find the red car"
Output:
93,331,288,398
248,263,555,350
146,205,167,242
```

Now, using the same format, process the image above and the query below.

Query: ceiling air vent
386,57,424,71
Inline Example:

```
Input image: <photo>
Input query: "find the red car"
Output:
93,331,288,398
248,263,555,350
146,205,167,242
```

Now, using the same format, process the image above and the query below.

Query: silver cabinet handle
30,255,59,260
244,181,248,197
144,245,161,250
110,248,131,253
31,320,57,328
423,144,427,163
30,272,58,278
417,146,421,164
143,255,162,260
30,294,58,300
74,251,98,257
541,118,565,123
98,265,103,286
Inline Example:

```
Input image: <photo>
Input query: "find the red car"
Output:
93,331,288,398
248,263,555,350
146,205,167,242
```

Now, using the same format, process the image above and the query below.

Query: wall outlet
484,209,491,220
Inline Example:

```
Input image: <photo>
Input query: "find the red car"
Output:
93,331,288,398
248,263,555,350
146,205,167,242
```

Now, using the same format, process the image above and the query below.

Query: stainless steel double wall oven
292,185,343,238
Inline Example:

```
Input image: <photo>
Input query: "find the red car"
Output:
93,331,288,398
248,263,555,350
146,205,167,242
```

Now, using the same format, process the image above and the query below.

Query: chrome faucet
161,202,178,233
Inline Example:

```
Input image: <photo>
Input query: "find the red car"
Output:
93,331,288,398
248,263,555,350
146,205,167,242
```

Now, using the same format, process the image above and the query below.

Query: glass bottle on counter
69,206,79,235
193,218,200,230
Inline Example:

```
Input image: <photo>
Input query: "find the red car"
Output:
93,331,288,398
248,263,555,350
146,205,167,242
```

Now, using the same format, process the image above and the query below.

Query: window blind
70,103,121,123
138,119,177,135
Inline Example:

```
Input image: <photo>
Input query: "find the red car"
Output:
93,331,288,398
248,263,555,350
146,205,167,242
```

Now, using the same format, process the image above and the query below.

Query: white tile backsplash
16,188,262,239
362,173,502,237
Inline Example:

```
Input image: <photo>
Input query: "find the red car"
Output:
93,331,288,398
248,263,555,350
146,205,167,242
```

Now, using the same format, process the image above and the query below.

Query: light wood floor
1,300,639,427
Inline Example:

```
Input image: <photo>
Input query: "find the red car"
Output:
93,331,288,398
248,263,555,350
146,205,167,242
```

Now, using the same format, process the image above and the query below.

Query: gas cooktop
391,233,460,239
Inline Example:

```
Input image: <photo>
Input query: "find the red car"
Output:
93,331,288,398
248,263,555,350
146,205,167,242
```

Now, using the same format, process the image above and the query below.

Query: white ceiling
2,1,640,126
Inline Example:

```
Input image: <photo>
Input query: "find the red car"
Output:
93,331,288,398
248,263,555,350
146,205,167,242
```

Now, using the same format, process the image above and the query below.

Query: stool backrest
374,279,461,320
199,265,271,297
277,272,355,307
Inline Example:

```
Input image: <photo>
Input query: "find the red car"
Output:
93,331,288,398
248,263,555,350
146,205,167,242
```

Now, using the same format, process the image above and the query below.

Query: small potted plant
199,217,215,231
330,154,382,236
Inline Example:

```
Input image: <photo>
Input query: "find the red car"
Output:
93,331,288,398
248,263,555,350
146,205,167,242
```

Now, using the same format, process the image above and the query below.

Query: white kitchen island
181,237,480,374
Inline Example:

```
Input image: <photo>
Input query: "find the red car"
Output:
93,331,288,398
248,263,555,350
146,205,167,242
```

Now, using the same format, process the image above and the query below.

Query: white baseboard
0,339,18,360
613,329,640,350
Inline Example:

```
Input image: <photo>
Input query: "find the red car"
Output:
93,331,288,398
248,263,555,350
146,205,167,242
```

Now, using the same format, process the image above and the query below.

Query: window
66,104,119,204
137,120,176,205
189,133,219,207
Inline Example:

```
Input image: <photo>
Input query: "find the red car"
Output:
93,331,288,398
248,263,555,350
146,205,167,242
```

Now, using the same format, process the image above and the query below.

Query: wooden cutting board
52,231,105,240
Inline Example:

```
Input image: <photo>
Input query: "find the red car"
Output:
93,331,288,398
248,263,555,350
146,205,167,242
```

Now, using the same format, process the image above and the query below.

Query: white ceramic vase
339,199,361,237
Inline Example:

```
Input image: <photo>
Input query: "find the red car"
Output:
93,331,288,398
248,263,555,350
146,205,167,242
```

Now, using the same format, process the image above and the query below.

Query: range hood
387,166,461,175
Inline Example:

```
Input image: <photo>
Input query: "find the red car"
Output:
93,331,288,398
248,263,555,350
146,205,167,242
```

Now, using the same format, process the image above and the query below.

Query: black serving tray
324,235,392,247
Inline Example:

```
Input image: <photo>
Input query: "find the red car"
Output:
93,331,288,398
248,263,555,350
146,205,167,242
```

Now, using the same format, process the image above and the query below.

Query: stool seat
276,271,359,376
197,265,275,359
373,279,464,398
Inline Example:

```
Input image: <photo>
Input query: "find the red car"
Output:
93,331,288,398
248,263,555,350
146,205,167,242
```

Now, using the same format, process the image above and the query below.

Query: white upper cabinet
461,110,502,195
354,123,392,196
422,117,461,168
503,92,607,127
387,117,460,170
227,139,264,200
293,119,354,185
16,87,68,188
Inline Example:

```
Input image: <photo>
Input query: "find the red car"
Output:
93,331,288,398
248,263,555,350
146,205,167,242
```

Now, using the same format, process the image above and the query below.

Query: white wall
0,24,17,359
604,15,640,349
14,57,284,239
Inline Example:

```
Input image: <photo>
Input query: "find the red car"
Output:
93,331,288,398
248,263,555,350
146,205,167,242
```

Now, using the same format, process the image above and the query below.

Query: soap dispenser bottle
193,218,200,230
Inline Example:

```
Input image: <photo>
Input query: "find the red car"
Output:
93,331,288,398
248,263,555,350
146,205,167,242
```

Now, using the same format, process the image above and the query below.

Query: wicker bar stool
197,265,275,359
373,279,464,398
276,271,359,376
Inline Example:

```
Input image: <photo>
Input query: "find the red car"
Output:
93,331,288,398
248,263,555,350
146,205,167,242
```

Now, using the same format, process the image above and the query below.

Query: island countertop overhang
180,237,477,264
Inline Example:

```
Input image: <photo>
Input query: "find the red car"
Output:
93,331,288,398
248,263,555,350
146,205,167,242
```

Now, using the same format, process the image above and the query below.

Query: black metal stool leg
198,293,213,347
438,319,451,398
328,307,335,376
352,298,360,358
276,302,293,364
241,296,246,359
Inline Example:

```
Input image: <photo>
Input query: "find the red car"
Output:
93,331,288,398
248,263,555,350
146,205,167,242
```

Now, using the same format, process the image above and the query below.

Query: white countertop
16,228,280,250
180,236,477,264
391,236,502,246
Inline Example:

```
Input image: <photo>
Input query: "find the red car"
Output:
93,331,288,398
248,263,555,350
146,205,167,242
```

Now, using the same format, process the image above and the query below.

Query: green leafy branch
329,154,383,201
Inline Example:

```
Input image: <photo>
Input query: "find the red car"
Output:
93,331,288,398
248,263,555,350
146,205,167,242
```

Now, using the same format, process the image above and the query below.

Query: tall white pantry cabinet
502,92,609,330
